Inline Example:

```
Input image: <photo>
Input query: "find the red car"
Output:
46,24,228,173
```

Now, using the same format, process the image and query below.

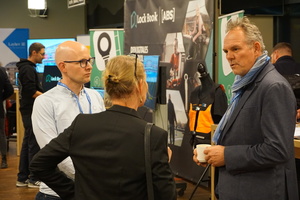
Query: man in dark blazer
271,42,300,75
194,17,299,200
271,43,300,199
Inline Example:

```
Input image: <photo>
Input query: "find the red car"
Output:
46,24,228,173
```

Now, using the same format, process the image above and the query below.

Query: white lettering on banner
137,12,158,24
131,8,175,28
161,8,175,24
130,46,149,54
147,12,158,22
137,14,147,24
8,42,21,46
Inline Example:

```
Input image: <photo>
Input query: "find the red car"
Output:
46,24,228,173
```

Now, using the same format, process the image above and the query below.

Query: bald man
31,41,106,200
271,42,300,75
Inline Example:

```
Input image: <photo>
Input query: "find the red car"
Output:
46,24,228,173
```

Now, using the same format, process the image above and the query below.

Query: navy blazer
217,63,299,200
30,105,177,200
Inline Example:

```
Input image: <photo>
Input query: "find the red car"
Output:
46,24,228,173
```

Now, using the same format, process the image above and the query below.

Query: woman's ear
137,79,144,94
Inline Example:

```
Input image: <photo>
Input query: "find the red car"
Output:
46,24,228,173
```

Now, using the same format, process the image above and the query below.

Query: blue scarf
212,51,270,144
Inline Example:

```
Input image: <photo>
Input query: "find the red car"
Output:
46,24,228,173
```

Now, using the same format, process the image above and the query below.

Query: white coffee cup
196,144,211,163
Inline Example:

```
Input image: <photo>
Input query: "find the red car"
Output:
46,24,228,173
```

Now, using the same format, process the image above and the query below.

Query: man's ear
253,41,261,53
31,50,38,56
57,62,66,73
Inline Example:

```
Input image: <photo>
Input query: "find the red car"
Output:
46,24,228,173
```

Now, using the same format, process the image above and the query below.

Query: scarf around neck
212,51,270,144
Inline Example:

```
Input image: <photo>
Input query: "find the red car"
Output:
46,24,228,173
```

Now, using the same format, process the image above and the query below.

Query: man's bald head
55,41,89,66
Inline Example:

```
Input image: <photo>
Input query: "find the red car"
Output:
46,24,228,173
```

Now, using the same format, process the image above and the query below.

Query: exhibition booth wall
3,0,300,184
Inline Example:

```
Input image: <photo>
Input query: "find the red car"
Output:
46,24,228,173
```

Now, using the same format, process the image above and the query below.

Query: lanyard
57,82,92,114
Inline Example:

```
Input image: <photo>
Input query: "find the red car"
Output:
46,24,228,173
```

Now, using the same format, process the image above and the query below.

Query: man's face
35,48,45,64
64,47,92,85
223,28,259,77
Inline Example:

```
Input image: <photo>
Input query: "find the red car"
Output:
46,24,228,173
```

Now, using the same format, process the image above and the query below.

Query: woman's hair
226,16,265,52
103,55,145,100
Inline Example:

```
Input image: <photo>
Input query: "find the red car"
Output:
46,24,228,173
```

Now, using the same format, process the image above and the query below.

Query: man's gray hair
226,16,265,52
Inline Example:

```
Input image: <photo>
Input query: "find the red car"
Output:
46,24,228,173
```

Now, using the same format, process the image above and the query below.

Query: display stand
9,89,24,156
210,124,217,200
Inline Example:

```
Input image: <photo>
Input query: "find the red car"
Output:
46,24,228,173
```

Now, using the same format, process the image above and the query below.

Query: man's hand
204,145,225,167
193,145,225,167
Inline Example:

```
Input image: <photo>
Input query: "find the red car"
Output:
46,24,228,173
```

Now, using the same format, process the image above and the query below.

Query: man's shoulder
84,88,102,98
36,87,62,101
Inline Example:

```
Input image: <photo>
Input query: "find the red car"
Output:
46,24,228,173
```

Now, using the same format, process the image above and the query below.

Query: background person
168,94,177,145
0,65,14,168
271,42,300,198
194,17,299,200
16,42,44,188
32,41,106,200
187,5,206,60
170,38,180,79
271,42,300,119
30,55,177,200
271,42,300,75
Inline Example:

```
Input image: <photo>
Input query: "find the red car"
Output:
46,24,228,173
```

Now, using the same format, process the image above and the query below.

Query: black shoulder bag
144,123,154,200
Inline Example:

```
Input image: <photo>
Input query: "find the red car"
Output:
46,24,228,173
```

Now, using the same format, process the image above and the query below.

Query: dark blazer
217,63,299,200
0,67,14,118
274,55,300,75
30,105,176,200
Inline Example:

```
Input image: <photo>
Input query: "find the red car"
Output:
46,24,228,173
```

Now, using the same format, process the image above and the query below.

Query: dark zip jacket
16,59,43,115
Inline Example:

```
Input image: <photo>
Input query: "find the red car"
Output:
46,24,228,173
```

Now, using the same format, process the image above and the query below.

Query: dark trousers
296,158,300,198
36,192,62,200
17,113,40,182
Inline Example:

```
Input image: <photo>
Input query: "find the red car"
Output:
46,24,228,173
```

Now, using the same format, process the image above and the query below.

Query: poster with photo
124,0,215,182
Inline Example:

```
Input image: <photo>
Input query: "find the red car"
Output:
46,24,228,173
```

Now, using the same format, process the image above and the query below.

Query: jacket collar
108,105,141,119
220,62,275,141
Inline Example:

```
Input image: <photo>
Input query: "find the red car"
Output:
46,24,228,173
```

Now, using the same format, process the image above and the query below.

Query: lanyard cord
57,82,92,114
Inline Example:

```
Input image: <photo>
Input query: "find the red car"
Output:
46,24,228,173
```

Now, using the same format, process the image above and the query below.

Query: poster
0,28,29,67
90,29,124,88
125,0,214,146
124,0,214,182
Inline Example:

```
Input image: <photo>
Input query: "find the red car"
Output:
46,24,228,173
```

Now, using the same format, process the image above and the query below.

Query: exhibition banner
217,10,244,102
124,0,214,141
124,0,214,183
89,29,124,88
0,28,29,67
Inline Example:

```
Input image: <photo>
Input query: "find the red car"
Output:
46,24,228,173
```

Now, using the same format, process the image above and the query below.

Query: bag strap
144,122,154,200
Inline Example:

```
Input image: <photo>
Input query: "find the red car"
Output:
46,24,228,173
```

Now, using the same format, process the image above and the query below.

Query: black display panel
220,0,284,16
42,65,62,92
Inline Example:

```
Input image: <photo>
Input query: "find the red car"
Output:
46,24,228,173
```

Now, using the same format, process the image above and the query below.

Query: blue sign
3,28,29,58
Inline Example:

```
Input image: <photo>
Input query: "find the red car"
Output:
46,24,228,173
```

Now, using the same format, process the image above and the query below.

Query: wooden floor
0,141,211,200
